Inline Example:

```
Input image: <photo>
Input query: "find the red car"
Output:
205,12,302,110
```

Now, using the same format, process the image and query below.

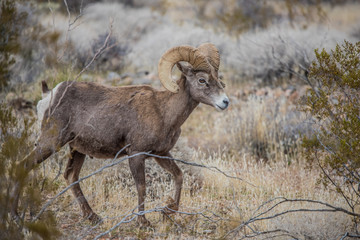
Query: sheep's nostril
223,99,229,106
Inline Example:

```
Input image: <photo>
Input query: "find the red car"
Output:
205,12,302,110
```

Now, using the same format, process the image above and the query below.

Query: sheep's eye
198,78,206,84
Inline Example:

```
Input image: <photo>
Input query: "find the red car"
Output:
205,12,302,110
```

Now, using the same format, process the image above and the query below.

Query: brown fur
11,63,228,226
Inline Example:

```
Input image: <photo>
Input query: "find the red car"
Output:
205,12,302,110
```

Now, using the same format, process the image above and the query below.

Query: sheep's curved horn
197,43,224,88
197,43,220,71
158,45,210,93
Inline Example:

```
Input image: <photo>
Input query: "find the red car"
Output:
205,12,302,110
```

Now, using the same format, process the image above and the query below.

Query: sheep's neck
160,77,198,131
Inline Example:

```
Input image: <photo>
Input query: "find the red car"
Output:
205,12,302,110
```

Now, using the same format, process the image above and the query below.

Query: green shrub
301,41,360,229
0,103,60,239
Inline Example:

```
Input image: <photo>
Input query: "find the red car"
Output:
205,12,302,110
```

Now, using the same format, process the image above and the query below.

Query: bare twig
57,0,84,62
48,20,114,119
225,197,360,239
143,153,257,187
74,19,114,80
238,229,298,240
94,205,141,240
314,148,353,210
340,232,360,240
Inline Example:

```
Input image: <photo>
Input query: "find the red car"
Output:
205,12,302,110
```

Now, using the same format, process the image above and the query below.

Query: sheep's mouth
215,104,227,111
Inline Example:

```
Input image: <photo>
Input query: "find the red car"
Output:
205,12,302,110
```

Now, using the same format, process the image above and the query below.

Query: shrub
217,0,277,35
76,33,130,72
0,103,60,239
0,0,27,90
0,0,65,91
223,95,306,162
34,0,100,13
301,41,360,231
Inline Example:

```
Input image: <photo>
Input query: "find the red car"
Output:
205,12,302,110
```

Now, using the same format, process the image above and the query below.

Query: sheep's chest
153,128,181,155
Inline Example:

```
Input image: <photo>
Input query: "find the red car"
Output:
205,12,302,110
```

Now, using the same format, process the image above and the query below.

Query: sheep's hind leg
64,148,101,224
154,153,183,215
128,154,150,227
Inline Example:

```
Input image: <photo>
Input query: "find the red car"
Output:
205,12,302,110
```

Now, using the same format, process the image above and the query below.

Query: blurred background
2,0,359,93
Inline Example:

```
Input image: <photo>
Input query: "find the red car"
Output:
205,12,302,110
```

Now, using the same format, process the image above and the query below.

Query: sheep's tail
41,80,49,94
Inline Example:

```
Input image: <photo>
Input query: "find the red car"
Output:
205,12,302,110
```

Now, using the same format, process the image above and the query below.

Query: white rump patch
37,82,63,122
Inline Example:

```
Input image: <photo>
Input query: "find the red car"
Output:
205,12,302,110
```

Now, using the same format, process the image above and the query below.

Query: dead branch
340,232,360,240
143,153,256,187
238,229,298,240
56,0,84,63
225,197,360,239
48,19,114,119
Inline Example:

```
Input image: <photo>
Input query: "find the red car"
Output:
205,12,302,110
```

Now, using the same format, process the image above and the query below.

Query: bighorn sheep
12,43,229,226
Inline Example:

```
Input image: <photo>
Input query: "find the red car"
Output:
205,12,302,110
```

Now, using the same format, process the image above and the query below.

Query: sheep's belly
70,137,127,159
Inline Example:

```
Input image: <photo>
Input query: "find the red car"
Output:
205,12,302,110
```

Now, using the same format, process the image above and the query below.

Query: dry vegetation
2,0,360,239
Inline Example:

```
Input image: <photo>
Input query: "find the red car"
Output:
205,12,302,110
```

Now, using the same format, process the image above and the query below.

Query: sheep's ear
176,62,193,77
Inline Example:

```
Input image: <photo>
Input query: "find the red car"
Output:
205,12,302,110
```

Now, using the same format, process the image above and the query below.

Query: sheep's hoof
137,216,151,228
163,196,178,215
86,212,102,225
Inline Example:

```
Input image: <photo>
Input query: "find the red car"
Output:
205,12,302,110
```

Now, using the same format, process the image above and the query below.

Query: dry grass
324,2,360,31
38,146,353,239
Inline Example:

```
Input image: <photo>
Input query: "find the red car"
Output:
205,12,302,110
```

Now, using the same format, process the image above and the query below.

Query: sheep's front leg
154,153,183,214
128,154,150,227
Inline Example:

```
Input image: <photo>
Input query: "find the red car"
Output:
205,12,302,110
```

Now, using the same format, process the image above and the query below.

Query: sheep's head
158,43,229,111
